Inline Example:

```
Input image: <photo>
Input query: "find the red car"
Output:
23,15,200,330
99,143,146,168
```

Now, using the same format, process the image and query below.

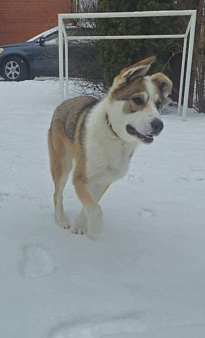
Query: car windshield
44,32,58,42
27,27,58,42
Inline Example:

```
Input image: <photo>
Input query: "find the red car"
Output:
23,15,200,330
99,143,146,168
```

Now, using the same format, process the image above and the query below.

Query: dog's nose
151,118,164,135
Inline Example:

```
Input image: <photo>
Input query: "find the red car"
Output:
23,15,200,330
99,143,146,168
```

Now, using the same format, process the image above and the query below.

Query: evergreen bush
97,0,178,88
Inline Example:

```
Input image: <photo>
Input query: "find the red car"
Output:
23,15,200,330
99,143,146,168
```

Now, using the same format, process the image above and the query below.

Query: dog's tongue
126,125,154,143
135,130,145,139
136,130,154,142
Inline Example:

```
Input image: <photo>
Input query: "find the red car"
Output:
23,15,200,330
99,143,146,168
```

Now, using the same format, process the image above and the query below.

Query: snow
0,78,205,338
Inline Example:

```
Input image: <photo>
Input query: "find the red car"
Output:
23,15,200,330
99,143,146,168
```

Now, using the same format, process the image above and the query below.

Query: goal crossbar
58,10,197,121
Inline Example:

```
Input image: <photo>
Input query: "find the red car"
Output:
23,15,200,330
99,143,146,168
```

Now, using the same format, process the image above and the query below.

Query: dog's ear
112,56,156,89
151,73,173,98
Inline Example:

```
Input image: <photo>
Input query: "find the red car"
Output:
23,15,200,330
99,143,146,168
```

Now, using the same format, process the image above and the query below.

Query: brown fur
111,56,156,99
50,96,98,142
151,73,173,98
48,96,100,215
118,56,156,79
48,125,73,209
111,77,147,101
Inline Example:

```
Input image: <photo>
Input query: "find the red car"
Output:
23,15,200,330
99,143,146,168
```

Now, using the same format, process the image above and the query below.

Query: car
0,26,100,81
0,27,60,81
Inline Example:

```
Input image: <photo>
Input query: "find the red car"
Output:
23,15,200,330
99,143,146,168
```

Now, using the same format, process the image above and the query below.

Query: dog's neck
105,113,120,139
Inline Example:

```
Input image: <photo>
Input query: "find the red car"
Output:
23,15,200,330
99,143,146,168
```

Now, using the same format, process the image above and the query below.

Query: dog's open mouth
126,124,154,144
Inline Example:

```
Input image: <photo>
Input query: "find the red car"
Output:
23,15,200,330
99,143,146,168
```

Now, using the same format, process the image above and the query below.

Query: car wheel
2,56,29,81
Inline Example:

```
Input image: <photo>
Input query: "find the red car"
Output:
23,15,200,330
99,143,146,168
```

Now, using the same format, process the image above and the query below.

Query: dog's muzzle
150,118,164,136
126,118,164,144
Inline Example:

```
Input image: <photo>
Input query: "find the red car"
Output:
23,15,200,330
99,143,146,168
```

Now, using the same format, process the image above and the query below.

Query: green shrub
97,0,177,88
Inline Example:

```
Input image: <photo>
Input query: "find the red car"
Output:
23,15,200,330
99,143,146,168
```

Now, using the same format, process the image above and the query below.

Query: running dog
48,56,172,240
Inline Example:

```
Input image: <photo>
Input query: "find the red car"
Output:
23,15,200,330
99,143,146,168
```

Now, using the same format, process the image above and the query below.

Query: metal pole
66,34,185,40
58,15,64,101
59,10,196,19
182,11,197,121
178,16,192,116
62,25,69,99
178,36,187,116
58,10,196,109
185,17,192,36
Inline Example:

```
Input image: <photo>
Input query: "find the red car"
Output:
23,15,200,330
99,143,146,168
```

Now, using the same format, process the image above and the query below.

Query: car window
44,32,58,44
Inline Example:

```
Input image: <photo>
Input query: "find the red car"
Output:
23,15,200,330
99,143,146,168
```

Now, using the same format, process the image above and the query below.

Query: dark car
0,26,100,81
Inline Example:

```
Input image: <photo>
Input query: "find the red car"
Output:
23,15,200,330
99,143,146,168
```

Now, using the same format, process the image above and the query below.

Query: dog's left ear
151,73,173,98
112,56,156,89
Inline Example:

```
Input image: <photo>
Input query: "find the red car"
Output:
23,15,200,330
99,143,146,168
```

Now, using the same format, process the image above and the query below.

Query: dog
48,56,172,240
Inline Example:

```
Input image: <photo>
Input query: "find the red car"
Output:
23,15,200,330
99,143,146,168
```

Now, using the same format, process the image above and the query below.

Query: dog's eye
133,97,144,105
156,101,161,110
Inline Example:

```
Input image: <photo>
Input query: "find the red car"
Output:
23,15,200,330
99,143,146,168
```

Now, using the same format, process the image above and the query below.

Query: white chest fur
85,103,137,184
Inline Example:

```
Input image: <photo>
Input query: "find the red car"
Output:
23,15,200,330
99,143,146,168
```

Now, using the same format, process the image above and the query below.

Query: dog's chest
86,139,135,183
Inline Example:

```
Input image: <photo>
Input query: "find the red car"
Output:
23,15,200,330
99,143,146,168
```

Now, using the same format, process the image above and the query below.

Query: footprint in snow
175,176,204,183
127,174,144,183
196,177,204,181
175,177,190,183
49,317,146,338
138,208,155,218
19,244,55,278
0,192,9,207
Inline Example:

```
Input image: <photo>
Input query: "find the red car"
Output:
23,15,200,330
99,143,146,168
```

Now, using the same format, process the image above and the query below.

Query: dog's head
106,57,172,144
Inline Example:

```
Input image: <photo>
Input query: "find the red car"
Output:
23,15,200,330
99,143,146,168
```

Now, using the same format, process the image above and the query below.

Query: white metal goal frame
58,10,197,121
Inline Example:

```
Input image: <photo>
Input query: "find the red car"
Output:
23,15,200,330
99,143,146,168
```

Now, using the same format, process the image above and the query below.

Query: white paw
55,213,70,229
86,205,103,240
72,223,87,235
88,222,103,240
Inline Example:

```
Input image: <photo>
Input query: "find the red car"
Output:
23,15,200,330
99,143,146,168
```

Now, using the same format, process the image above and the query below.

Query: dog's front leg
73,174,103,240
73,175,109,239
72,208,87,235
72,183,110,237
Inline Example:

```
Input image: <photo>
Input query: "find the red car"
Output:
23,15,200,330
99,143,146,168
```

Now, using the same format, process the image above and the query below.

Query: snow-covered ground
0,78,205,338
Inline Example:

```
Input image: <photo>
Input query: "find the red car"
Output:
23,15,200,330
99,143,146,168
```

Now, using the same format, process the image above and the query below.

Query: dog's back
49,96,99,144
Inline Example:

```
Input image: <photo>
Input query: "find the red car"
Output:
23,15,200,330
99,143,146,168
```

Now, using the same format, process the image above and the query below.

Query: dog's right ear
112,56,156,90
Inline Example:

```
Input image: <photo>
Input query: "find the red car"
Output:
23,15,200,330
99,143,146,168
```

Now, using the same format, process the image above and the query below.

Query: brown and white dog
48,56,172,240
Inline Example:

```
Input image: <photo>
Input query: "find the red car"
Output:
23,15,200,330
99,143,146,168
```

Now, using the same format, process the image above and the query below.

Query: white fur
79,76,163,239
55,152,72,229
85,100,137,185
55,173,70,229
107,77,162,143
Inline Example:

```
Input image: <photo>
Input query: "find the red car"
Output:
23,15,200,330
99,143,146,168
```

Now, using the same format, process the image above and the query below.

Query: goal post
58,10,197,121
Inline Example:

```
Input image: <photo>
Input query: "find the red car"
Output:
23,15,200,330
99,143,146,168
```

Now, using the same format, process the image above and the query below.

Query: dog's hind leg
48,128,73,229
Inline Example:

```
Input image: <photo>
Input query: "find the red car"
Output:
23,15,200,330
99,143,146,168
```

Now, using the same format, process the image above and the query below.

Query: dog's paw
72,211,87,235
86,205,103,240
72,223,87,235
88,208,103,240
87,223,103,240
55,214,70,229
